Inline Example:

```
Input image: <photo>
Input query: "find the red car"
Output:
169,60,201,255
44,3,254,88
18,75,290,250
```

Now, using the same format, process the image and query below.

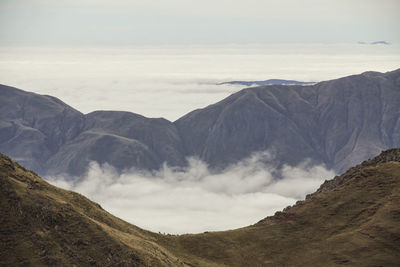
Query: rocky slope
1,149,399,266
1,69,400,177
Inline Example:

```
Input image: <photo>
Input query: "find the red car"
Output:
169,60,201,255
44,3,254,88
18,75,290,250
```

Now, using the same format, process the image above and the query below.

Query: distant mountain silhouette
1,69,400,177
358,41,390,45
371,41,390,45
218,79,315,86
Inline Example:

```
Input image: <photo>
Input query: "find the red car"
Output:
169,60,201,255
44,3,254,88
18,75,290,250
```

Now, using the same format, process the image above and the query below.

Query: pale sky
1,0,399,45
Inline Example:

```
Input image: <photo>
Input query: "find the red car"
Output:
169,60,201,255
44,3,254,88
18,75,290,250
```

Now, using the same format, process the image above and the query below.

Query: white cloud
1,44,399,121
47,151,335,234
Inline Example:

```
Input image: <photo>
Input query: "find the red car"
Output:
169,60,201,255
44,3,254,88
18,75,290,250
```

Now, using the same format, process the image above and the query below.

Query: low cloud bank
47,152,335,234
2,45,399,120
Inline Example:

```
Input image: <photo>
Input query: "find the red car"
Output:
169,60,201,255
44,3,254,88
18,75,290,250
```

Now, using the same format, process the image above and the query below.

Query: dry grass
1,150,400,266
157,161,400,266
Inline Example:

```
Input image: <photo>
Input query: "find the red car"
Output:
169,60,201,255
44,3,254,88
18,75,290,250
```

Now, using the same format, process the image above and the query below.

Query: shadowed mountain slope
1,69,400,176
1,149,400,266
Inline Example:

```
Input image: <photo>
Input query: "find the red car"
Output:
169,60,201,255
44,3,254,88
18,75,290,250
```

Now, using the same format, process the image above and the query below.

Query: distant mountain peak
358,41,391,45
217,79,315,87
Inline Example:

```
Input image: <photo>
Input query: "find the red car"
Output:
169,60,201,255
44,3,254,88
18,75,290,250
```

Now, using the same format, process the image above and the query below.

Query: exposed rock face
175,69,400,172
1,69,400,177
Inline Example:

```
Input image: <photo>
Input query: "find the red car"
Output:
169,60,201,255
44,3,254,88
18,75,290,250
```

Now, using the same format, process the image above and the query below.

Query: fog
1,44,399,120
47,152,335,234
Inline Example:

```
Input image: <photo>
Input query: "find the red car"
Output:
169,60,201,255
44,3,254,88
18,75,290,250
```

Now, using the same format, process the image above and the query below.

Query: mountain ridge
175,68,400,172
1,68,400,177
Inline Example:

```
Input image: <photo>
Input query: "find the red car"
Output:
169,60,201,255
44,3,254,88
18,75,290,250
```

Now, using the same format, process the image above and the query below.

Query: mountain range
1,69,400,178
217,79,315,86
1,149,399,266
358,41,391,45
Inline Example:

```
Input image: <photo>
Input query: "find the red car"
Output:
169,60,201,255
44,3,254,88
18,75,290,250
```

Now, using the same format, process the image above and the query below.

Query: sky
1,0,399,45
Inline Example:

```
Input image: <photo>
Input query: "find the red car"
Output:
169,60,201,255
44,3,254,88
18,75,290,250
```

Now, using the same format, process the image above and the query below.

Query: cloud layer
47,152,335,234
1,44,399,120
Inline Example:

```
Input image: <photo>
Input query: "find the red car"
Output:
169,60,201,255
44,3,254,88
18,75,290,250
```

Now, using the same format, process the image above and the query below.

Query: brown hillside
0,154,185,267
1,149,400,266
158,149,400,266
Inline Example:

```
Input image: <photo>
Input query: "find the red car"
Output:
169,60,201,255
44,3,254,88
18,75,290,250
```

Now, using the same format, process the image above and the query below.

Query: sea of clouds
48,152,335,234
1,43,399,120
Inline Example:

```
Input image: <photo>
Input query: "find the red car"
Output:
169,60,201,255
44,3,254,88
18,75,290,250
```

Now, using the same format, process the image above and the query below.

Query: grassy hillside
157,149,400,266
0,154,185,266
1,149,400,266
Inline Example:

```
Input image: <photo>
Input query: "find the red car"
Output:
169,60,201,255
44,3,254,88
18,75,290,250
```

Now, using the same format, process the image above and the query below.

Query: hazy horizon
1,43,399,120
